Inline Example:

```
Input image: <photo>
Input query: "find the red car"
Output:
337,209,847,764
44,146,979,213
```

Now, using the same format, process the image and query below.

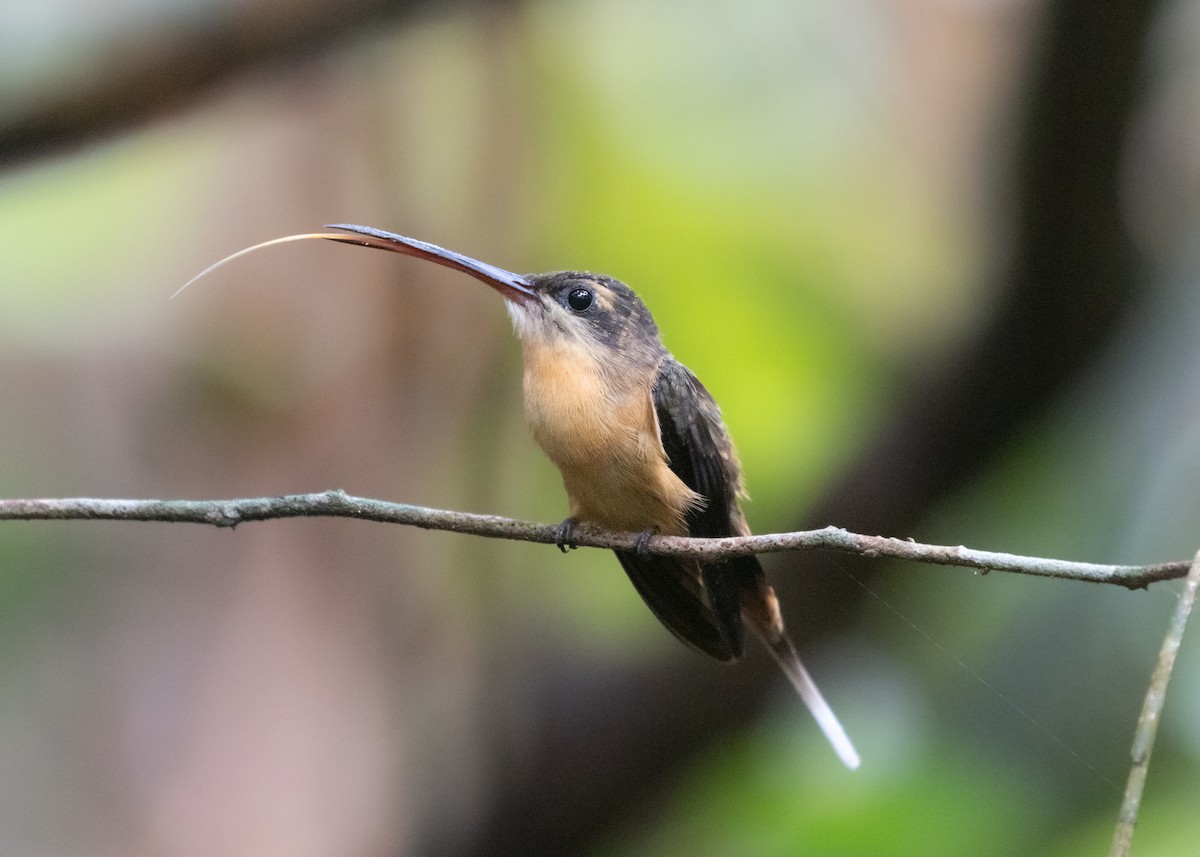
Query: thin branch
0,491,1187,588
1109,549,1200,857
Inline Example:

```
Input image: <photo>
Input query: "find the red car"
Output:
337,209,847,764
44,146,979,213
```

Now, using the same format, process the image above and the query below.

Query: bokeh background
3,0,1200,854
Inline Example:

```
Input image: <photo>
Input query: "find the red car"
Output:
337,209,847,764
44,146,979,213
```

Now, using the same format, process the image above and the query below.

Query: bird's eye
567,288,594,312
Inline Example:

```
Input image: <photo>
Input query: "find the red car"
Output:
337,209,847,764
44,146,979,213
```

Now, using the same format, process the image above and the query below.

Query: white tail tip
768,636,861,770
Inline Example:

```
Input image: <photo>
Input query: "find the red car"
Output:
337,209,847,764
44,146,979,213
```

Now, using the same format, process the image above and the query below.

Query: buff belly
520,340,698,536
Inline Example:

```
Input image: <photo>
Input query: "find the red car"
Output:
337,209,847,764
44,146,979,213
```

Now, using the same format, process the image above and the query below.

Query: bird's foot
634,527,658,559
554,517,579,553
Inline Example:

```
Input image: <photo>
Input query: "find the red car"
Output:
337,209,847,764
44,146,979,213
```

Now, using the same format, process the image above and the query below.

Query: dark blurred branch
1110,550,1200,857
488,2,1167,855
804,0,1159,542
0,0,453,167
2,0,1168,854
0,492,1188,587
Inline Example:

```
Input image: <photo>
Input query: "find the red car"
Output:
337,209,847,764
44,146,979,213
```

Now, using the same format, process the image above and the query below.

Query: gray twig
0,490,1187,588
1109,549,1200,857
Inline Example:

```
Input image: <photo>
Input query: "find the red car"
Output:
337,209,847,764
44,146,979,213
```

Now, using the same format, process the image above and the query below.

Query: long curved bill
174,224,536,303
323,224,535,303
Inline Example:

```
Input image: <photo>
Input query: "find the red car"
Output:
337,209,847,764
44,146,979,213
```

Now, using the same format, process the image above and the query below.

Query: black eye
567,288,594,312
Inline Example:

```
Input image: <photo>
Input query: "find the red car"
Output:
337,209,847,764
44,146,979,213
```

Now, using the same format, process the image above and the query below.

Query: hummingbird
180,224,860,769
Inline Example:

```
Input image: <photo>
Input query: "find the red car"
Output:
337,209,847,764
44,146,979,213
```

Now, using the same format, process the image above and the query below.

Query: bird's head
177,224,667,367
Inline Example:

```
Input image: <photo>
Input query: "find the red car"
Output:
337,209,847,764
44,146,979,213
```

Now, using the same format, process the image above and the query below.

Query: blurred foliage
519,0,976,527
0,135,210,344
592,708,1061,857
1,0,1200,855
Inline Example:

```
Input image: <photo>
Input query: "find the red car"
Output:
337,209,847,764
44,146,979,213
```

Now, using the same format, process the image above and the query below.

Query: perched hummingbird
182,224,860,768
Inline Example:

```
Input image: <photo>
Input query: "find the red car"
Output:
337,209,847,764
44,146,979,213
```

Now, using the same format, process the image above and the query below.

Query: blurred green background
2,0,1199,854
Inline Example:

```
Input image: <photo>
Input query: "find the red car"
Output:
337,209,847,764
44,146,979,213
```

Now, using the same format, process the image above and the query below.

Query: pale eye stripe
593,285,616,311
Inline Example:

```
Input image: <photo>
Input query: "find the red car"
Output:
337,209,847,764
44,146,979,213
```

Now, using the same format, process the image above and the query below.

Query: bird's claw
555,517,579,553
634,528,657,559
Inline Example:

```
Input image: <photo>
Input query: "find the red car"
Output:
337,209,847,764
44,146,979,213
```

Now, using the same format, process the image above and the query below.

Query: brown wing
614,550,734,661
604,356,747,662
651,357,765,658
